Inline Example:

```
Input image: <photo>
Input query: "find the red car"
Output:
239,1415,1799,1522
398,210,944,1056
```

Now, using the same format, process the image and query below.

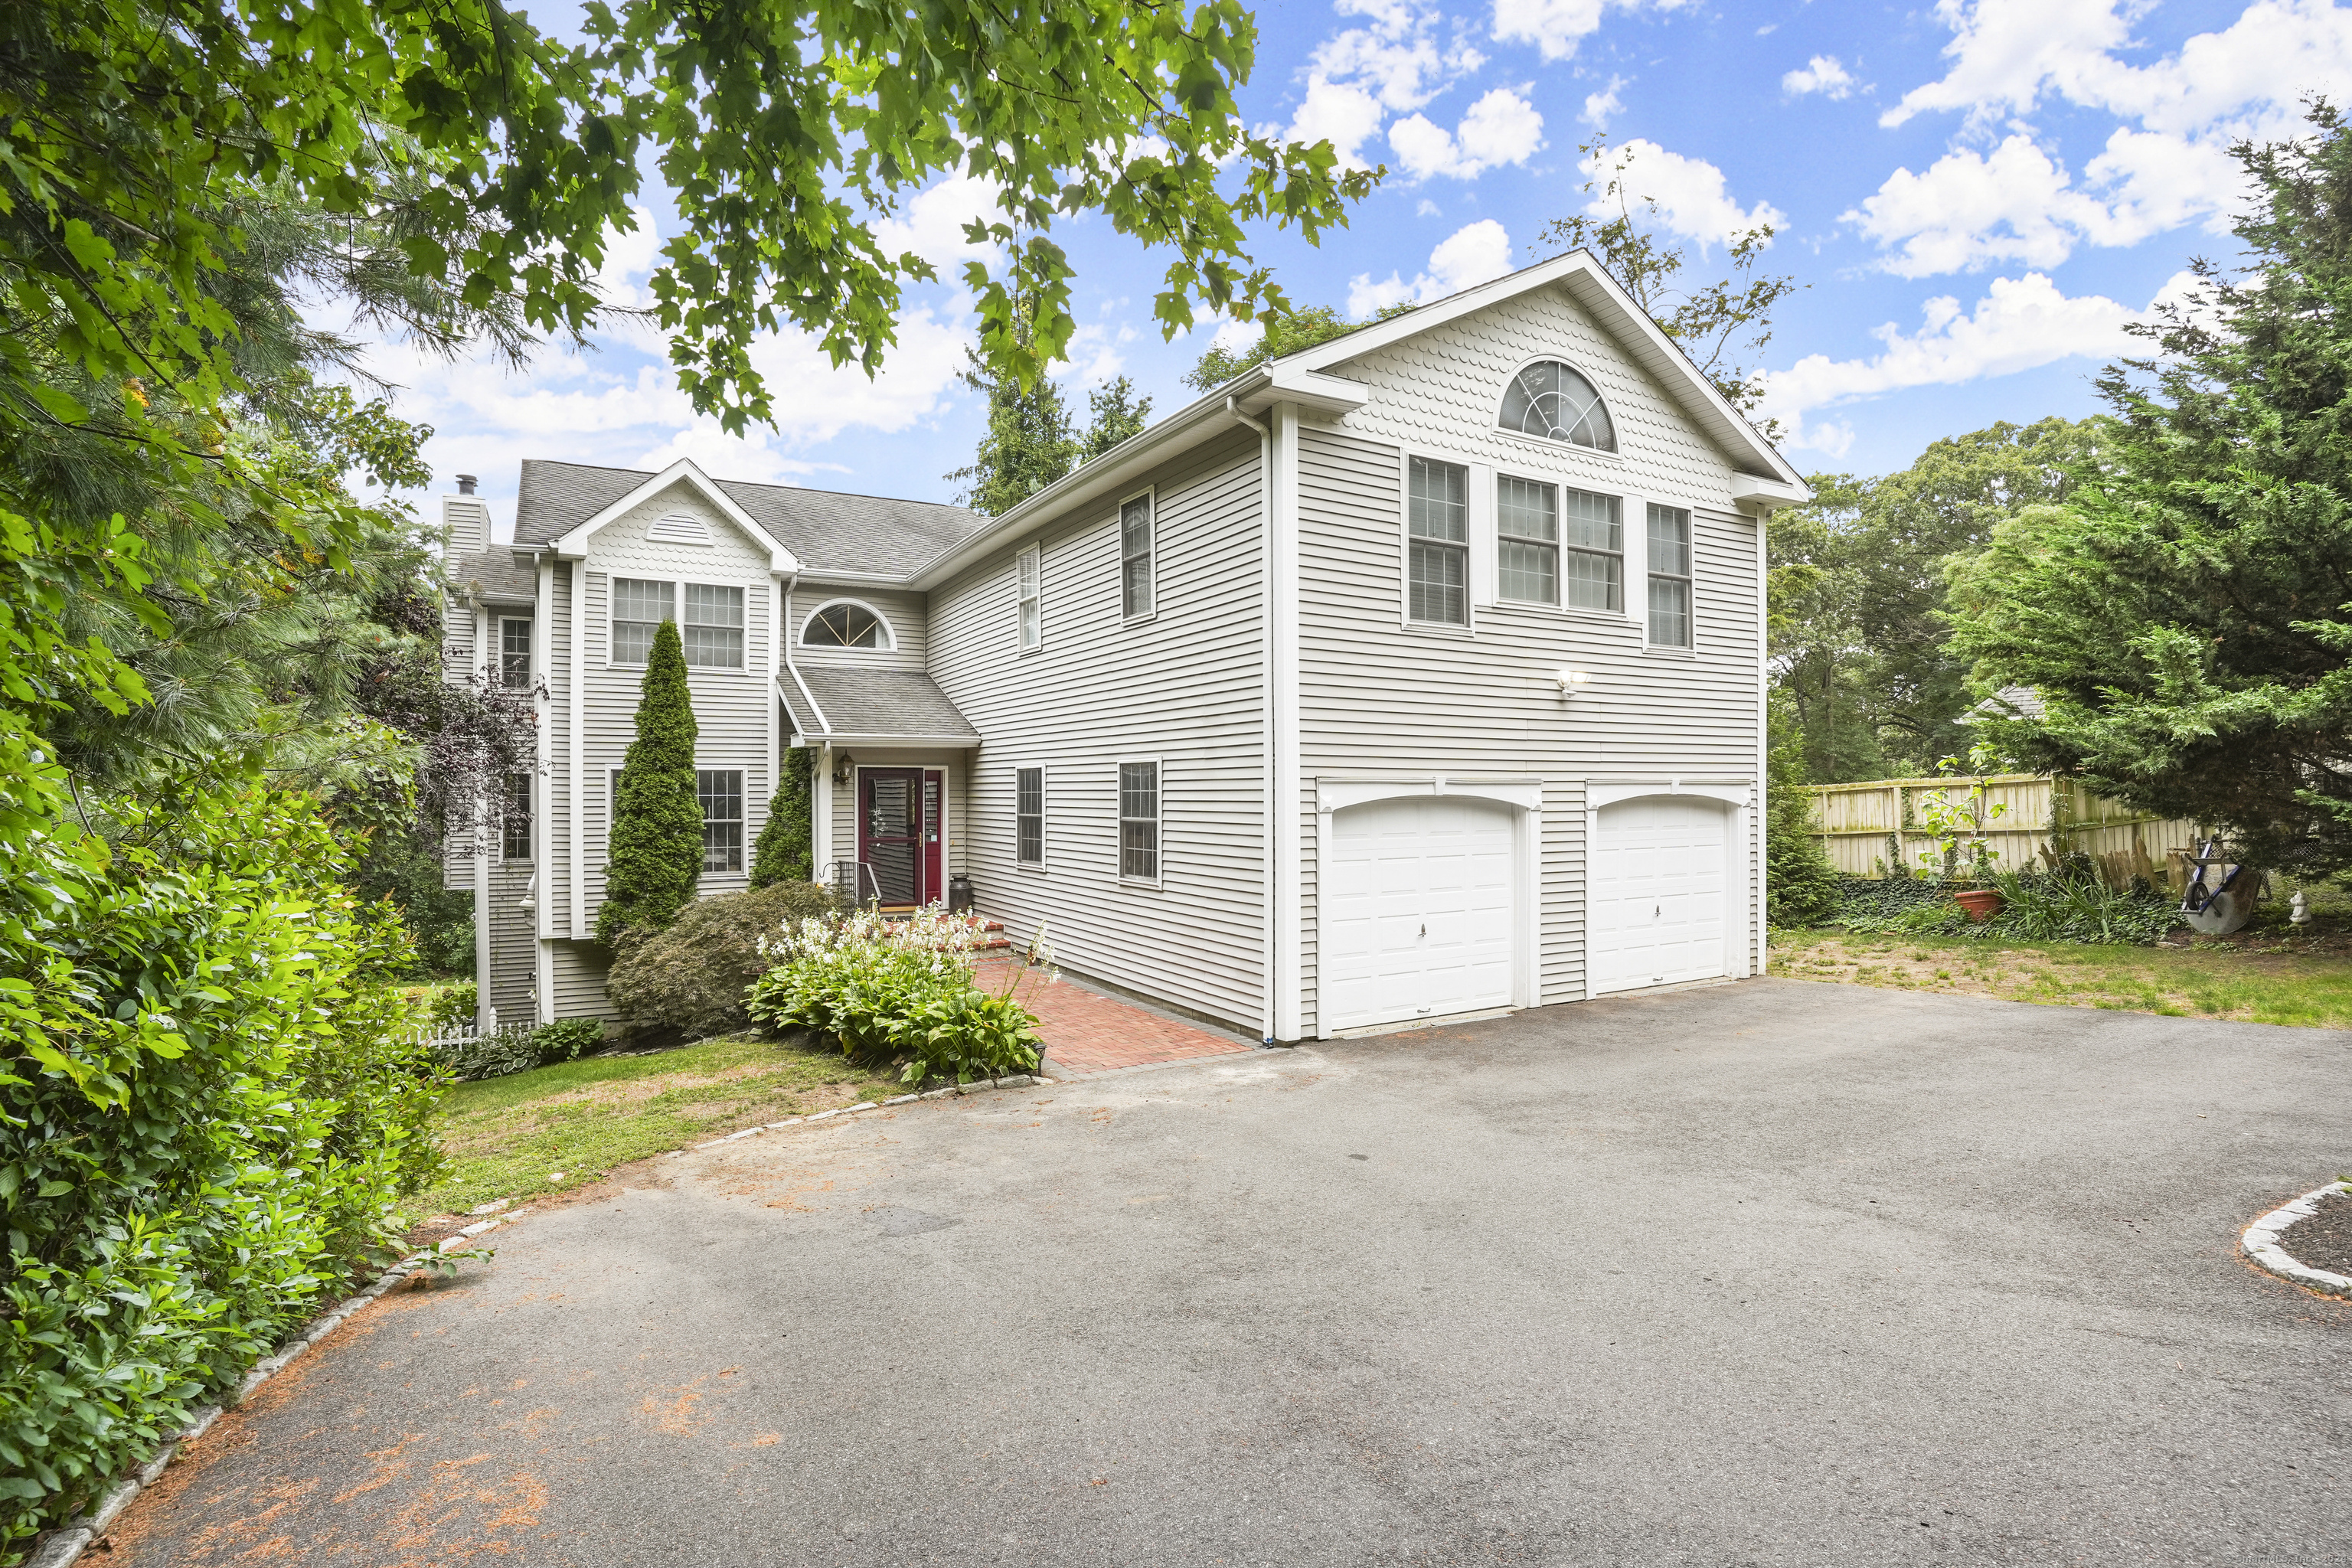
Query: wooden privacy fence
1802,773,2204,890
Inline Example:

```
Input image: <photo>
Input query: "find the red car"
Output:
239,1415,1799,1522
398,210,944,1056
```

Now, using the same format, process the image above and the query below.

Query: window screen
1496,475,1559,606
1647,504,1693,648
1018,547,1042,651
500,618,533,688
1121,496,1154,618
698,769,743,872
1015,766,1044,865
1119,761,1159,880
683,583,744,668
1562,488,1624,612
1407,456,1468,626
501,772,532,861
610,578,671,665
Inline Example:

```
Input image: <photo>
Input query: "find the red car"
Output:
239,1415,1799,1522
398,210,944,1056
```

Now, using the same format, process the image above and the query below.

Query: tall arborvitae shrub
597,620,703,946
750,745,814,888
1766,733,1841,927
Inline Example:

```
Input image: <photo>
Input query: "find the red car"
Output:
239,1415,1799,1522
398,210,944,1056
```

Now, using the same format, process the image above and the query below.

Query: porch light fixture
1555,667,1592,696
832,750,856,786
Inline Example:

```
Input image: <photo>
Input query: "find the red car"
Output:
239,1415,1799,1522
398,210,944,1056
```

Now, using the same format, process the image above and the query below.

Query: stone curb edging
23,1073,1064,1566
2242,1180,2352,1298
658,1072,1057,1156
19,1213,538,1568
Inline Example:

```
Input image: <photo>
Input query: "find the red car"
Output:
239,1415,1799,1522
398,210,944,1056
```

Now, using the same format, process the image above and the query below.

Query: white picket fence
405,1008,497,1054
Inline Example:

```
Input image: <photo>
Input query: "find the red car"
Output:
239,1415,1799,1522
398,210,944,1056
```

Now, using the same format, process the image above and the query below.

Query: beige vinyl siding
1298,282,1764,1031
926,430,1267,1034
790,586,928,671
576,489,778,921
484,861,535,1023
550,941,617,1023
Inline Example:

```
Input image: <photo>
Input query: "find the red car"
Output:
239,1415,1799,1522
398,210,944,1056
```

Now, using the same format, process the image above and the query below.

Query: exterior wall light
1556,668,1592,695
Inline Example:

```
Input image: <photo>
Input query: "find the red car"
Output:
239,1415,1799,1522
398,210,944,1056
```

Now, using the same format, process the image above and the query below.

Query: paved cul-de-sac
104,979,2351,1566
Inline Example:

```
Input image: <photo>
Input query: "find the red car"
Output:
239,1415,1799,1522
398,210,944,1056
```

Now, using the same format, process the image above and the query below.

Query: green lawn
402,1034,903,1222
1770,929,2352,1028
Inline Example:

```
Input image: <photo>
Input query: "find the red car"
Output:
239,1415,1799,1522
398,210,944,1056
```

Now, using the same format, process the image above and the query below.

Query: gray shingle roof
782,665,979,742
512,459,986,577
449,547,536,602
1960,684,2046,724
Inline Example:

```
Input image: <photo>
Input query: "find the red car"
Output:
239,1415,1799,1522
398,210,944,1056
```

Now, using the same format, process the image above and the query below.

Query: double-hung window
499,617,534,688
1406,456,1469,625
1646,505,1694,648
1017,546,1042,651
1118,761,1159,881
611,578,672,665
698,769,743,872
1563,488,1625,612
501,772,533,861
1496,476,1559,606
1120,495,1154,619
1015,766,1045,866
683,583,745,669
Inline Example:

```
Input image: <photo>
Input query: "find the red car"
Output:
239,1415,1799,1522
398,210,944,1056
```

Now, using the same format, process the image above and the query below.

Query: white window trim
1118,487,1157,623
604,576,756,674
497,614,535,689
697,766,747,875
1493,352,1624,459
1014,763,1047,871
1483,472,1641,624
1014,547,1043,654
799,595,900,653
1397,446,1489,635
500,770,534,863
1116,756,1164,888
605,764,755,877
1642,498,1702,655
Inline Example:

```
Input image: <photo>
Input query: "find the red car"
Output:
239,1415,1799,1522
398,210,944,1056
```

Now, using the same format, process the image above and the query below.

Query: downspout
1753,501,1771,978
1227,395,1277,1045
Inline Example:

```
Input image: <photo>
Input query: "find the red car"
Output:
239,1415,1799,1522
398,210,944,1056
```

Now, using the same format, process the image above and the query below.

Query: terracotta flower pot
1953,888,2005,922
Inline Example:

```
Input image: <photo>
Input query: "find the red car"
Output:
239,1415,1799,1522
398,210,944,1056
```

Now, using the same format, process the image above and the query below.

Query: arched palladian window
802,601,893,649
1499,361,1615,452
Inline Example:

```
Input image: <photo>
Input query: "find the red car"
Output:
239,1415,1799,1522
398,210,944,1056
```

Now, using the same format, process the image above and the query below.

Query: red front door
858,769,946,906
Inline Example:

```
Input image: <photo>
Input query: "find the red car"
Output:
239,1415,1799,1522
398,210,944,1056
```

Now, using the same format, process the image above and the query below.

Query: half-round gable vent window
802,602,891,649
646,511,714,546
1499,361,1615,452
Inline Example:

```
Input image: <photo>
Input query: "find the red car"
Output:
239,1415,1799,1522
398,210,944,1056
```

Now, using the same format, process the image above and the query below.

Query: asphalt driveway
107,979,2350,1566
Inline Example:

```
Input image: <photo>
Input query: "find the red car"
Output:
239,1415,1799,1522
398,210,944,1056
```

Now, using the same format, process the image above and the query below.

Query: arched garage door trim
1314,778,1544,1034
1583,781,1755,1001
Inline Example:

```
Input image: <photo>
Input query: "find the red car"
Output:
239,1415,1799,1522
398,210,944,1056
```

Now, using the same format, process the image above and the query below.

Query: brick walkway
978,957,1257,1076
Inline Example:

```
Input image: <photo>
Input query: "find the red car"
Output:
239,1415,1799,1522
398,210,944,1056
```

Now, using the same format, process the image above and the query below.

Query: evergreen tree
750,745,815,887
598,621,704,944
1949,105,2352,877
946,346,1082,516
1764,715,1841,926
1082,377,1153,459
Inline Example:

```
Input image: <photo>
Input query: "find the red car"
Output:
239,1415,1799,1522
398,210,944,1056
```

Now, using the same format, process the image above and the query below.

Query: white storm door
1325,796,1517,1031
1590,796,1730,994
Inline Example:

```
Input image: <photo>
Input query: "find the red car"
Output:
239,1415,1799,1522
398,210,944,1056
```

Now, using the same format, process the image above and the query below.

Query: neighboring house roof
780,666,981,745
512,459,986,576
1959,685,2047,724
449,547,536,603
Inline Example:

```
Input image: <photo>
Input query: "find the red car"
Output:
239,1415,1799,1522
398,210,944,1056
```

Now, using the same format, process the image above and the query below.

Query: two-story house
442,250,1809,1042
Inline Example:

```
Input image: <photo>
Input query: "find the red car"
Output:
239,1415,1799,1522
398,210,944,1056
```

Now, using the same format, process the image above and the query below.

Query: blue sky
361,1,2352,538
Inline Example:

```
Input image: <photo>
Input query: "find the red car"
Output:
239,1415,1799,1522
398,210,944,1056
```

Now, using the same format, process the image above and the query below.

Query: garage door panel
1592,797,1731,994
1325,796,1517,1031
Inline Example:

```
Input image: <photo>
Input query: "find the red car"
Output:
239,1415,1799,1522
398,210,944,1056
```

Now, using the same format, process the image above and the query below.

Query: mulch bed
2278,1190,2352,1277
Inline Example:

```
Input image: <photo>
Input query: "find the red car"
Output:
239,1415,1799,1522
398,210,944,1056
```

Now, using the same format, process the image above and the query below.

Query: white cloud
1348,218,1515,315
1582,74,1626,127
1880,0,2133,130
1280,77,1389,168
1586,139,1787,247
1491,0,1687,63
1273,0,1485,168
1844,135,2099,276
872,173,1004,273
1390,87,1545,180
1756,270,2195,443
1781,55,1856,99
1416,198,1443,217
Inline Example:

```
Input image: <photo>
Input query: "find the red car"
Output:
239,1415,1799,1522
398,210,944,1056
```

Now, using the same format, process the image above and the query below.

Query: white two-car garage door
1324,795,1516,1031
1589,795,1733,994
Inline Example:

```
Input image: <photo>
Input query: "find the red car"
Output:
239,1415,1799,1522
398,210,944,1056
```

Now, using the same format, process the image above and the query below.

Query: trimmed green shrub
0,786,442,1554
1765,741,1840,927
608,882,835,1039
746,907,1041,1086
430,981,479,1028
750,746,813,888
597,619,702,946
531,1018,606,1063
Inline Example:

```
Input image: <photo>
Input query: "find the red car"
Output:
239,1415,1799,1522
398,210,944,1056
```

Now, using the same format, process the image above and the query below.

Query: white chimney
442,476,488,557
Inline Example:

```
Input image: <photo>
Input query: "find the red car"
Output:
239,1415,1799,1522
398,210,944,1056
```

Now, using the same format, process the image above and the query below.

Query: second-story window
1017,545,1042,651
1647,505,1694,648
1407,456,1468,626
698,769,743,871
611,577,672,665
1496,476,1558,606
499,617,534,688
501,772,532,861
1563,488,1625,612
684,583,745,668
1120,494,1154,618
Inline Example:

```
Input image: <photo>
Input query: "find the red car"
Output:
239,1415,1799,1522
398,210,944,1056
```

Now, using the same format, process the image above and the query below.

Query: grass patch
1770,929,2352,1028
401,1034,900,1220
